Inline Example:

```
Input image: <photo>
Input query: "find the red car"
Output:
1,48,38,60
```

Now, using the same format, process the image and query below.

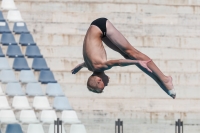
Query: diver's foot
163,76,176,99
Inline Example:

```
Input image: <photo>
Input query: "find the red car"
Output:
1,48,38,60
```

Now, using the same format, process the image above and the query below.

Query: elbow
93,64,104,72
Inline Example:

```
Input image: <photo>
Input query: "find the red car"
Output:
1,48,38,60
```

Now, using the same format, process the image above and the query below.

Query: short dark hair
87,86,103,93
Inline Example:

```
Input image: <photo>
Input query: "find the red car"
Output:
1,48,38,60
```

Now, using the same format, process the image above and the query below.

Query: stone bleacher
1,0,200,133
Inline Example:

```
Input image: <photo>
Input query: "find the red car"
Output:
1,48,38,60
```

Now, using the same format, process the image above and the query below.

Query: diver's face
93,72,110,92
95,77,105,92
97,72,110,86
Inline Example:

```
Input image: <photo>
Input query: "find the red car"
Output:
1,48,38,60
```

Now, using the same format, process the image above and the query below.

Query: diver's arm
93,59,152,72
71,62,86,74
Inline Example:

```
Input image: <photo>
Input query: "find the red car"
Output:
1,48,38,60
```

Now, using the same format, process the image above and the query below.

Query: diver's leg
105,20,175,98
102,37,129,59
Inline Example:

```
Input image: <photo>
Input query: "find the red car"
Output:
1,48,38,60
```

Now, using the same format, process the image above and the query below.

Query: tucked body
72,18,176,98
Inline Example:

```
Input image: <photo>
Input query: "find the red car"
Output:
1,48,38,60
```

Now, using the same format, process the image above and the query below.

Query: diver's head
87,72,110,93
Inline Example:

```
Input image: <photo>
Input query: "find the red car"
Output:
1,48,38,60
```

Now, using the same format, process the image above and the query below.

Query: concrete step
61,83,200,99
15,2,136,13
18,45,200,60
53,71,200,86
68,97,200,112
5,11,200,27
19,22,200,37
10,33,200,49
15,1,200,14
4,16,200,46
2,29,200,50
13,0,200,6
4,18,200,37
31,34,200,49
76,110,200,124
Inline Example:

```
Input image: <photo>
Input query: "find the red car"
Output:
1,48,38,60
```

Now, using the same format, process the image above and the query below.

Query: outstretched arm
71,62,86,74
95,59,152,72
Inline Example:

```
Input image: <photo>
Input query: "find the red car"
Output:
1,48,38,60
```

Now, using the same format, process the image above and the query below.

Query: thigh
102,37,129,59
106,20,139,53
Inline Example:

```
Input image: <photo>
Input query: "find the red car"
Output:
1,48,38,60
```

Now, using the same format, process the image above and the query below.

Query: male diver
71,18,176,99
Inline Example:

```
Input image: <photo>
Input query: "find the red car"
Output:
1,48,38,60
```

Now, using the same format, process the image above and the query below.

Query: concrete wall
12,0,200,132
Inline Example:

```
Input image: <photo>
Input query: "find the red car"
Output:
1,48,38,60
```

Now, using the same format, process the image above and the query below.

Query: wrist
136,60,140,64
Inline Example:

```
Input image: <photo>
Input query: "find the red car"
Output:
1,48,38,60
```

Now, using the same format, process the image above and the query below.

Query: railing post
175,119,183,133
115,119,123,133
60,120,63,133
57,118,59,133
121,120,123,133
54,118,62,133
54,120,56,133
118,119,120,133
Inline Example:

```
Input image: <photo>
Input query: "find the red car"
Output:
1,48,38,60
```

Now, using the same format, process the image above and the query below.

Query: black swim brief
91,18,108,38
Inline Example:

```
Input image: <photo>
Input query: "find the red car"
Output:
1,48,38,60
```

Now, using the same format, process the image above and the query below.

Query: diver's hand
138,60,152,73
71,64,84,74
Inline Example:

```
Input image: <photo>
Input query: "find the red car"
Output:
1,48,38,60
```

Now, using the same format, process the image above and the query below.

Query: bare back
83,25,107,71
